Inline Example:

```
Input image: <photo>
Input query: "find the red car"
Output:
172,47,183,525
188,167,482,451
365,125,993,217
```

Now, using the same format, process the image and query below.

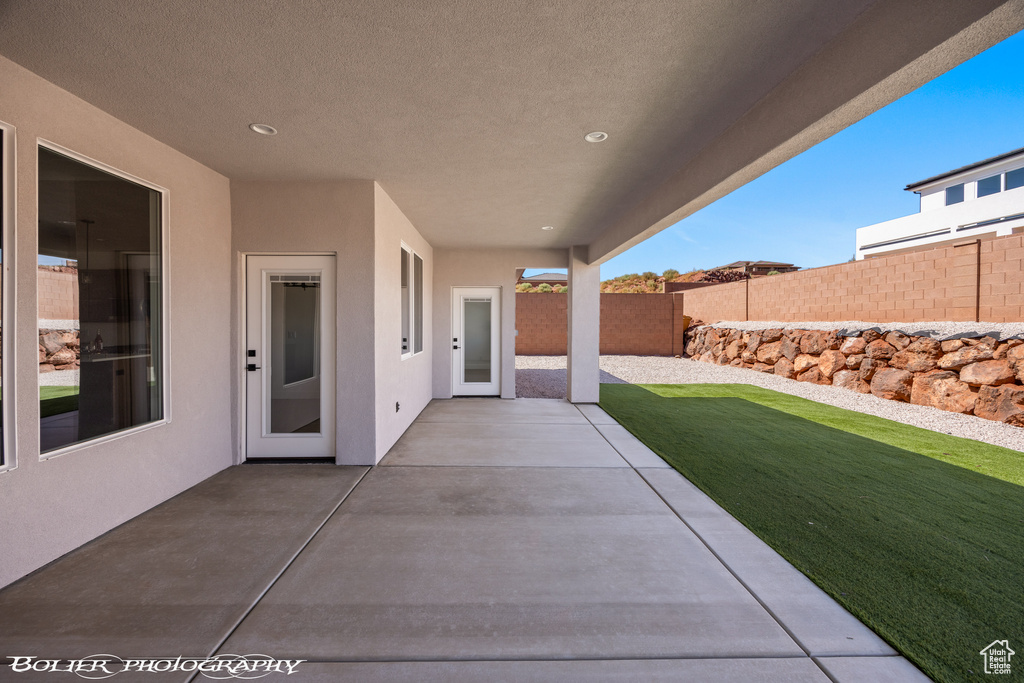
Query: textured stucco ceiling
0,0,1018,259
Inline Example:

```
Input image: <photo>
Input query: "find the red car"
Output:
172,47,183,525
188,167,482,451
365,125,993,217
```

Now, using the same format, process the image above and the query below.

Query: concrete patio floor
0,399,927,682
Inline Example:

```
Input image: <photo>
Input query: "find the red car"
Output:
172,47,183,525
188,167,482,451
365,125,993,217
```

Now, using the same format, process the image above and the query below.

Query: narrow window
38,147,163,453
400,247,410,354
0,126,7,467
977,174,1001,198
1006,168,1024,191
945,183,964,205
413,253,424,354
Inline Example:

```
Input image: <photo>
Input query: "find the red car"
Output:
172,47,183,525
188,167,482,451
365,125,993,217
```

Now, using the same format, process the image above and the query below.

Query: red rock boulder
870,368,913,402
938,345,994,370
959,360,1015,387
866,339,896,360
840,337,866,355
910,371,977,414
797,367,830,385
817,350,846,378
774,356,795,379
974,385,1024,423
832,369,871,394
889,338,942,373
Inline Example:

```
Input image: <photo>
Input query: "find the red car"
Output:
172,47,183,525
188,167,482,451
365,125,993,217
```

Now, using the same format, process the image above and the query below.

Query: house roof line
905,146,1024,192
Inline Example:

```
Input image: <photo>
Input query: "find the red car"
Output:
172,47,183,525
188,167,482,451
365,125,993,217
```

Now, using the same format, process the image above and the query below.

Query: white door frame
244,254,336,459
451,286,501,396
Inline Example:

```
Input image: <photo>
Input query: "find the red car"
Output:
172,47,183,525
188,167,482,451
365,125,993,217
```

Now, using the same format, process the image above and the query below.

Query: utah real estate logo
980,640,1014,675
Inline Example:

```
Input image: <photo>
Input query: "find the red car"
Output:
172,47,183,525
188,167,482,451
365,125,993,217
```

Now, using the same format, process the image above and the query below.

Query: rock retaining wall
685,326,1024,426
39,329,80,373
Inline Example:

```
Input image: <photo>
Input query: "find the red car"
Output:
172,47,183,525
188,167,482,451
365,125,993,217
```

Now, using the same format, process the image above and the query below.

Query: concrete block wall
682,280,747,323
515,292,686,356
600,293,675,355
679,234,1024,324
37,266,79,321
515,292,567,355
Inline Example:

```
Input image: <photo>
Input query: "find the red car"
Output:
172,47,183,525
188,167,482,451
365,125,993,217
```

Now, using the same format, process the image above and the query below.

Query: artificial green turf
39,385,79,418
600,383,1024,683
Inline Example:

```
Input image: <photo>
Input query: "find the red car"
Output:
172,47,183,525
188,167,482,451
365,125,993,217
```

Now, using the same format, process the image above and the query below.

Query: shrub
555,285,568,293
662,268,680,280
515,283,533,292
641,271,658,279
536,283,553,293
767,270,781,276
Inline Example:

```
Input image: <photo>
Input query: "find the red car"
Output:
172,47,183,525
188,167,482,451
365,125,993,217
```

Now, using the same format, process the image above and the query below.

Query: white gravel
516,355,1024,452
708,320,1024,340
38,369,79,387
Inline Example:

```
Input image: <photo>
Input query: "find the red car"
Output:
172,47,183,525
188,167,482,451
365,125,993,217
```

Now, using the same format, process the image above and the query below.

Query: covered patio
0,399,922,681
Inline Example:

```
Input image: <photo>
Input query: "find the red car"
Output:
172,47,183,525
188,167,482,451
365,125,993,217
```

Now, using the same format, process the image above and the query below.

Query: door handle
246,364,261,372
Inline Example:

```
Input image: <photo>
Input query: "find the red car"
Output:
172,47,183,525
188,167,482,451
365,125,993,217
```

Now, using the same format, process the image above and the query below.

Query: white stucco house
0,1,1021,589
857,146,1024,258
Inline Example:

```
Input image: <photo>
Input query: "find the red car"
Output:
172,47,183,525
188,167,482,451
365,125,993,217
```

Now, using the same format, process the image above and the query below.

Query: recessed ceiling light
249,123,278,135
584,131,608,143
541,225,555,231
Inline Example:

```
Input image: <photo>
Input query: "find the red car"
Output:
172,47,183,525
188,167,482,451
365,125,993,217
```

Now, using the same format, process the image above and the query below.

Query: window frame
400,242,424,359
36,139,171,461
0,121,15,473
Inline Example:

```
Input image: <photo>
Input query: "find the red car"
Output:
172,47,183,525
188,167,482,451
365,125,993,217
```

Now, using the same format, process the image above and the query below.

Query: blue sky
553,29,1024,281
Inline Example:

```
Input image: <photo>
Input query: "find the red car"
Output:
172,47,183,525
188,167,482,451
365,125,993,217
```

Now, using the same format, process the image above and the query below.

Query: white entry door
245,255,336,459
452,287,501,396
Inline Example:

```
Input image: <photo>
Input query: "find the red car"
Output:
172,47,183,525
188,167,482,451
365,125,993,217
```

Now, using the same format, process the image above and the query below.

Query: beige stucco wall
230,180,377,465
373,184,433,461
432,248,566,399
0,56,234,588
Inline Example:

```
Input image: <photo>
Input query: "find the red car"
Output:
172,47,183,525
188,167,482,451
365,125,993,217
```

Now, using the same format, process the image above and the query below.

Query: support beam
567,246,600,403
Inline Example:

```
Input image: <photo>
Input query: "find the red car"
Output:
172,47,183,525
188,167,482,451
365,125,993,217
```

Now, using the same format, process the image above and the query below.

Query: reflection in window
0,130,5,466
38,147,163,453
400,247,410,354
414,254,423,354
270,277,321,434
400,246,424,357
977,174,1001,198
945,183,964,205
1007,168,1024,191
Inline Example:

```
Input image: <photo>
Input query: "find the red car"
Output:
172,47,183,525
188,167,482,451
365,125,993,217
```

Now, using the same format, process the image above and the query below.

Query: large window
977,174,1002,198
400,245,423,357
945,183,964,205
1007,168,1024,191
0,125,8,468
38,146,163,453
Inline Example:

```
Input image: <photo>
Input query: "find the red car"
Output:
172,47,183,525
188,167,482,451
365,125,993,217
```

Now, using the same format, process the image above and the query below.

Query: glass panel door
451,287,500,396
268,276,321,434
462,298,491,383
245,256,335,459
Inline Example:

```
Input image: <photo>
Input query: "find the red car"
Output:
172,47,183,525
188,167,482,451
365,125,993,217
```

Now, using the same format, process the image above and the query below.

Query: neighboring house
0,2,1016,588
714,261,800,277
517,272,569,287
857,147,1024,259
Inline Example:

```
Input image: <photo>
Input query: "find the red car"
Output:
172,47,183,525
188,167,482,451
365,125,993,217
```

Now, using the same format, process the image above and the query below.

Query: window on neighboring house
1007,168,1024,191
400,246,424,357
977,174,1002,197
945,183,964,205
38,146,164,454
